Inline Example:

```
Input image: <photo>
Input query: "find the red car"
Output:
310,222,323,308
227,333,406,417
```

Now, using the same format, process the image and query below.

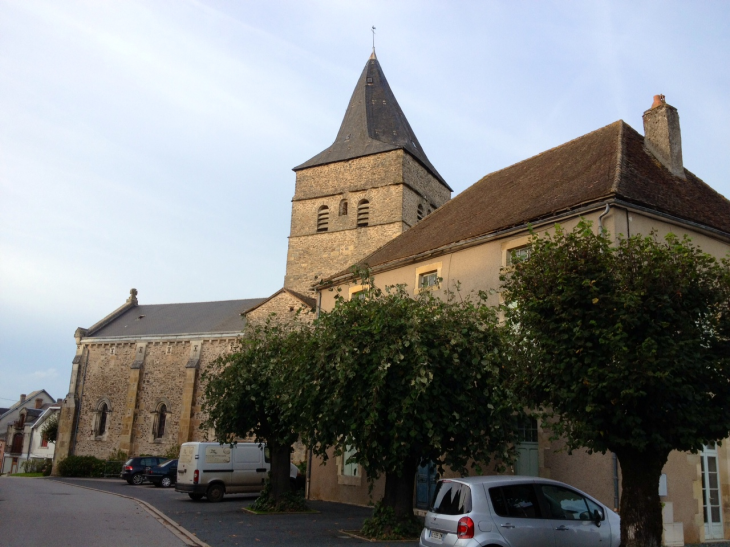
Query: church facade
54,53,730,544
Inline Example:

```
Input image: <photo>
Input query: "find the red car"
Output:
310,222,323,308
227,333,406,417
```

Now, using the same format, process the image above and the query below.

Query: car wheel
161,477,172,488
188,493,204,501
132,473,144,485
206,483,225,503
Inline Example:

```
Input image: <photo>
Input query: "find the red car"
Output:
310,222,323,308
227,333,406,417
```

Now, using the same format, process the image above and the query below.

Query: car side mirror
593,509,602,526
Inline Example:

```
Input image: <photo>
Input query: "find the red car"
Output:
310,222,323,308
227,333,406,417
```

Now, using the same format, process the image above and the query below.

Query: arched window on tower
97,403,108,436
417,204,424,222
357,200,370,227
155,404,167,439
317,206,329,232
339,200,348,216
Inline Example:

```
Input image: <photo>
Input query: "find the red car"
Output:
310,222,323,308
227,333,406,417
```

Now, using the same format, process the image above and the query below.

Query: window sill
338,474,362,486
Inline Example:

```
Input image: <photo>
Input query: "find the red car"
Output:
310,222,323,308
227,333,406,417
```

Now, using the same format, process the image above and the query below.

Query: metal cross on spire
371,26,376,52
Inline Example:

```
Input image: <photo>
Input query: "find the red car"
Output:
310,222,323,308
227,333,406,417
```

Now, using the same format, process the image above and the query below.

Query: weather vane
372,26,376,51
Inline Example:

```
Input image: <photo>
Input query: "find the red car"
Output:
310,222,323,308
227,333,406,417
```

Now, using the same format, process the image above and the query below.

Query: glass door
701,444,724,539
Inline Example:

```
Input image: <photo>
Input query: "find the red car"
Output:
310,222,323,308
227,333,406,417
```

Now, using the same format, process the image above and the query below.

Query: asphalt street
0,476,189,547
52,477,420,546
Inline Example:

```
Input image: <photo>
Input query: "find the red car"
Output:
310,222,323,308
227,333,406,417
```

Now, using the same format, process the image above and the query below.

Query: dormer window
339,200,348,216
357,200,370,227
317,206,330,232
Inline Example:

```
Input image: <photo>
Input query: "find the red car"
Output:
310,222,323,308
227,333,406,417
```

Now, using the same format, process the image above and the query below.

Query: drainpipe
613,452,620,511
598,203,611,234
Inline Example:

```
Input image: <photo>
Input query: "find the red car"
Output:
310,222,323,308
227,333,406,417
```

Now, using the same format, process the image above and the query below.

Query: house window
155,404,167,439
339,200,348,216
418,271,439,290
341,445,359,477
11,433,23,454
317,206,329,232
357,200,370,227
507,245,532,265
97,403,108,436
417,204,424,222
41,435,49,448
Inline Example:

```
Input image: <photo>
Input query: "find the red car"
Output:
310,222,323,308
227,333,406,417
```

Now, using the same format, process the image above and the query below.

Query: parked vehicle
121,456,166,485
145,459,178,488
175,442,300,502
420,476,620,547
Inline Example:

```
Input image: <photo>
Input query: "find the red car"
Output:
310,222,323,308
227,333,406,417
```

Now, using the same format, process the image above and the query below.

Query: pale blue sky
1,0,728,404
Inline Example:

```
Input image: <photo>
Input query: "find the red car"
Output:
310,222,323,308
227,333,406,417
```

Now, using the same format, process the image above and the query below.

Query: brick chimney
19,394,26,403
642,95,685,179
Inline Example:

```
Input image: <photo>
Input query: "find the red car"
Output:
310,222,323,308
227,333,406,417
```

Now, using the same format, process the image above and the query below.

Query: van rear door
177,444,196,485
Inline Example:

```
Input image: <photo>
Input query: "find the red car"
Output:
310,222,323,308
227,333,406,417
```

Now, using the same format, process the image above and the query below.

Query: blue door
415,461,437,509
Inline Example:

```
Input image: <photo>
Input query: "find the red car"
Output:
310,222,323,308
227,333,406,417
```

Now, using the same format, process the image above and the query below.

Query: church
54,51,730,545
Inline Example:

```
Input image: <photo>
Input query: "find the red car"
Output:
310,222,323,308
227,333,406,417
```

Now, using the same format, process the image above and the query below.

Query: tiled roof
346,120,730,273
243,288,317,316
88,298,267,338
294,53,451,191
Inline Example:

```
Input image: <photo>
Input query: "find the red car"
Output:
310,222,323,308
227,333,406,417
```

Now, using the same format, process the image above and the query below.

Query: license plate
430,530,443,540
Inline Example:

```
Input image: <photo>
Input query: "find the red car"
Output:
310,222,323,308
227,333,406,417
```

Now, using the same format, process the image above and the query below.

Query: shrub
162,444,180,460
21,458,53,475
250,475,310,513
107,449,128,462
57,455,106,477
361,502,422,540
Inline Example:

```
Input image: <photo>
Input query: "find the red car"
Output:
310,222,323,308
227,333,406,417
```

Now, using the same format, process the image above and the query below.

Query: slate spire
294,54,450,190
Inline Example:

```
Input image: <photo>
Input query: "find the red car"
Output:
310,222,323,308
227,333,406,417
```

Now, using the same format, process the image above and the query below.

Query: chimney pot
20,394,26,403
642,95,685,179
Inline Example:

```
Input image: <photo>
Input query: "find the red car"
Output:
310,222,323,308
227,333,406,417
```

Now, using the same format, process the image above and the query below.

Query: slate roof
294,53,452,191
342,120,730,274
88,298,267,338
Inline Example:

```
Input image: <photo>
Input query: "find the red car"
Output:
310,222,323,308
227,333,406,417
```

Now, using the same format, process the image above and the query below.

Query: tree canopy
501,221,730,547
288,277,524,526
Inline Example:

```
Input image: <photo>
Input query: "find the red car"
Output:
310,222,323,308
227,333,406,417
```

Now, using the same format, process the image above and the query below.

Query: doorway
415,461,438,510
701,443,724,540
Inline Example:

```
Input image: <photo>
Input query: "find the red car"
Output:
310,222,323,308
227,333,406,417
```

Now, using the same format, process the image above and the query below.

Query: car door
487,483,555,547
536,483,611,547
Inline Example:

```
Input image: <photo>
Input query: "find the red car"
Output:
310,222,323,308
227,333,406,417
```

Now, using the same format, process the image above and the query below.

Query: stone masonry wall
401,152,451,209
285,222,404,295
245,291,315,328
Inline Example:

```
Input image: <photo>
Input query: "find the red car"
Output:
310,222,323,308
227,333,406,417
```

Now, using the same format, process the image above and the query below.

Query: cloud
32,368,59,380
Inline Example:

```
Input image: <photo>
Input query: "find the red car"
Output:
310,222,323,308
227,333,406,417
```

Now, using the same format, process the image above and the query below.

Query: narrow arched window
357,200,370,227
156,404,167,439
317,206,329,232
339,200,348,216
98,403,108,436
417,204,424,222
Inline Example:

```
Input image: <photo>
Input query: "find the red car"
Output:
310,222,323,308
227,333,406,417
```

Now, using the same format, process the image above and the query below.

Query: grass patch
10,472,44,477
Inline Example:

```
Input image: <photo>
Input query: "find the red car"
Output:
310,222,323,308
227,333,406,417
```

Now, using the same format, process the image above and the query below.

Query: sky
1,0,728,404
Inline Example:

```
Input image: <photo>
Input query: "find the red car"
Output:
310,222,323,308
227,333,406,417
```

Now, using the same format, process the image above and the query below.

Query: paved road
0,477,189,547
52,477,420,546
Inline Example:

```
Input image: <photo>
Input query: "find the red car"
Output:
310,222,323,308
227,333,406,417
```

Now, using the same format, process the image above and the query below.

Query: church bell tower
284,52,452,294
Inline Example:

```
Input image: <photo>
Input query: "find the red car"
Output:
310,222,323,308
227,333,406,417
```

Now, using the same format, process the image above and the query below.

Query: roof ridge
610,120,627,194
136,297,267,307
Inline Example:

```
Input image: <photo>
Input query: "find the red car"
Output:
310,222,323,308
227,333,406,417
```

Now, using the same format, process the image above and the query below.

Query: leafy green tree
41,413,58,444
201,317,310,507
290,276,523,534
501,221,730,547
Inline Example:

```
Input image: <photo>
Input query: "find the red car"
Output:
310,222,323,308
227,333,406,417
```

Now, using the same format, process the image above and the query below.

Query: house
1,391,58,474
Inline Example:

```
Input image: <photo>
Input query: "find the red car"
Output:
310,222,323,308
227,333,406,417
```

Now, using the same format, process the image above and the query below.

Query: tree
501,221,730,547
41,413,58,444
201,317,310,509
290,275,523,535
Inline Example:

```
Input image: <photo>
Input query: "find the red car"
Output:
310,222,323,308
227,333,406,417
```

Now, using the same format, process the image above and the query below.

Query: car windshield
431,481,472,515
124,459,133,466
159,459,174,467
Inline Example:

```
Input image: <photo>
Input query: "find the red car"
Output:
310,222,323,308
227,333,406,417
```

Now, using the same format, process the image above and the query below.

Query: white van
175,441,299,502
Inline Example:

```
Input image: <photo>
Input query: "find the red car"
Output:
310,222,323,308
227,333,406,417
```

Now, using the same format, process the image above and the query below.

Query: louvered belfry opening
417,203,424,222
317,206,330,232
357,200,370,227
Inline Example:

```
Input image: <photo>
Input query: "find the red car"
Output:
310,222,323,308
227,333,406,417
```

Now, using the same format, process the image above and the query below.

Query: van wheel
188,493,204,501
206,484,225,503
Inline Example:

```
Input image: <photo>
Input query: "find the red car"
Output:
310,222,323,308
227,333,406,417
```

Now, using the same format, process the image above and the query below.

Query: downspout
598,203,611,234
613,452,620,511
306,289,323,501
26,425,34,468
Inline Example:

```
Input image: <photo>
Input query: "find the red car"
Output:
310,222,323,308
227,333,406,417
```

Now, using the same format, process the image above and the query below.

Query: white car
420,475,620,547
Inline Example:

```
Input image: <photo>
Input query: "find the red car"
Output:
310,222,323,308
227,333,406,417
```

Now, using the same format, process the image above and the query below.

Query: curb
49,478,209,547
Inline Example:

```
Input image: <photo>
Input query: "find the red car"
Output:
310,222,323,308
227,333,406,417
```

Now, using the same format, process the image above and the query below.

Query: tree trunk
268,439,292,501
615,447,669,547
382,456,418,519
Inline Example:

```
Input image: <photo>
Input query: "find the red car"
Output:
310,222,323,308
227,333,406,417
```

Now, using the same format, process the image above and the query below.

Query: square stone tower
284,52,452,294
